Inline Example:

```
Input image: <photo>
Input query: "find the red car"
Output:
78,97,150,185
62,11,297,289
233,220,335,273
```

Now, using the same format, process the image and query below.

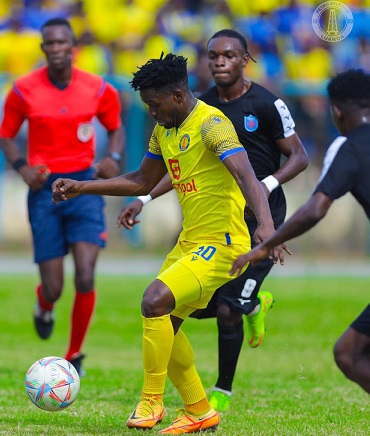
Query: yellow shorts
157,240,249,320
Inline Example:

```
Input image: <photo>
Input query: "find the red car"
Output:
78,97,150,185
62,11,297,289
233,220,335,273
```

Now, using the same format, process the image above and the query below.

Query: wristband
137,194,152,205
109,152,122,162
261,175,279,193
12,157,27,171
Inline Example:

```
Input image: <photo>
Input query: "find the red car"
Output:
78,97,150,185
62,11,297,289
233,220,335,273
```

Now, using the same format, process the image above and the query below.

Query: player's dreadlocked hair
328,69,370,109
130,52,189,93
208,29,256,63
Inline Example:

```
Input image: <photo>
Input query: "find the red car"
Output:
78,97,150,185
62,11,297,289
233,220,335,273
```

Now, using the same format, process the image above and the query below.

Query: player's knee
217,304,242,326
141,287,175,317
42,283,62,303
74,272,94,293
333,340,354,377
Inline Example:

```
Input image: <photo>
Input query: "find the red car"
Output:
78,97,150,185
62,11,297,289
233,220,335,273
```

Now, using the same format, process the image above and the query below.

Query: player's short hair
208,29,256,62
41,17,72,32
130,52,189,94
328,69,370,109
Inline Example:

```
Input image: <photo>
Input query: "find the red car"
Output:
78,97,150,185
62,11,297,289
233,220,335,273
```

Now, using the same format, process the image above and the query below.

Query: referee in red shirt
0,17,125,376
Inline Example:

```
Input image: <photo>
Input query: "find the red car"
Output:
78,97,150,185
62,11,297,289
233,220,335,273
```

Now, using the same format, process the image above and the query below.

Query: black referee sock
215,320,244,392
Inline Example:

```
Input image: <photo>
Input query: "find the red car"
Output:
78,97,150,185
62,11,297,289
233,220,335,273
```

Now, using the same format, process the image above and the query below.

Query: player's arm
0,88,50,190
230,192,332,275
223,151,275,243
52,154,167,204
117,173,173,229
259,97,309,196
94,82,126,179
95,126,126,179
0,137,50,190
260,133,309,196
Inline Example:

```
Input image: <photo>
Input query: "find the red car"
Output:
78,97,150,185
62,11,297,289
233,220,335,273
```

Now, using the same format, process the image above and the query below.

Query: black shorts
191,187,286,319
351,305,370,337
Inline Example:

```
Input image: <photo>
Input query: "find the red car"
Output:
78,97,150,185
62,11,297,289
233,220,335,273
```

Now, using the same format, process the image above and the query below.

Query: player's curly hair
130,52,189,94
328,69,370,109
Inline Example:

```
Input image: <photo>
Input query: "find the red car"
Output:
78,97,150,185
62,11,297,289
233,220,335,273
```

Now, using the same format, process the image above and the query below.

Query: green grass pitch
0,272,369,435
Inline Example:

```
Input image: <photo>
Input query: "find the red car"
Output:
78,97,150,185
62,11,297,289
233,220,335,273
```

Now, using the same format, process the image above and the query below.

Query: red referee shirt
0,66,122,173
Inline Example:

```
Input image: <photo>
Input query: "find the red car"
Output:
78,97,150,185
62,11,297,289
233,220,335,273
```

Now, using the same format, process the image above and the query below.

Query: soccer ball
24,356,80,412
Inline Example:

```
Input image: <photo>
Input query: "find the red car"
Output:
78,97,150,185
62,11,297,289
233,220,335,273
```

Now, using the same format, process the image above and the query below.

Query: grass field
0,272,369,435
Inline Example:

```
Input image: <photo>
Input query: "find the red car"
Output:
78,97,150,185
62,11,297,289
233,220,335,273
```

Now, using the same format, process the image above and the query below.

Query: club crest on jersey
77,123,93,142
244,115,258,132
179,134,190,151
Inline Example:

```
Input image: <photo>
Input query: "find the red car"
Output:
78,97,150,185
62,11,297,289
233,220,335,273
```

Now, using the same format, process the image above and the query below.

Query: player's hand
269,243,292,265
252,224,292,266
230,242,292,276
19,164,50,191
52,178,81,204
95,157,120,179
117,199,144,229
230,245,271,276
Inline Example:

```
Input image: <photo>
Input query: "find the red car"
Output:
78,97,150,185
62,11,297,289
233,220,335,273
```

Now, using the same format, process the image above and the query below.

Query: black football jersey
314,123,370,219
199,82,296,179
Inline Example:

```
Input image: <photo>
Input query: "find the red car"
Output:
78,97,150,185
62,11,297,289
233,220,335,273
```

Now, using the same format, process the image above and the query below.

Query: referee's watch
108,152,122,162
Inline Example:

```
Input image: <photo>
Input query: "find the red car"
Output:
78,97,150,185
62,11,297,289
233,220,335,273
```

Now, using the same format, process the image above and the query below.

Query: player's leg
157,241,243,433
208,257,274,411
35,258,64,339
126,278,177,429
28,186,67,340
63,189,106,374
64,241,100,375
333,305,370,394
162,316,219,435
128,241,235,432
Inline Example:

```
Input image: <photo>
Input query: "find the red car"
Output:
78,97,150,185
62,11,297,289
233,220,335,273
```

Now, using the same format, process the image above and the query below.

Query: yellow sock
142,314,174,394
185,397,211,416
167,328,207,405
141,393,163,403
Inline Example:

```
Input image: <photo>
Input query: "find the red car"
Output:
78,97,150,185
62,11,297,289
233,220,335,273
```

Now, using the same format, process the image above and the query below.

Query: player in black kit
231,68,370,395
118,30,309,410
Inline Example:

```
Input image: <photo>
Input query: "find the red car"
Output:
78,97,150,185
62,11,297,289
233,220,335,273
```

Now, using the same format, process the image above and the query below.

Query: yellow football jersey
147,99,250,247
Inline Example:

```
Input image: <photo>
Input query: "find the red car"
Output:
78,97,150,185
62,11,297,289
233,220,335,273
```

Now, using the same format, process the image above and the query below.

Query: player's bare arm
0,137,50,190
52,156,167,204
230,192,333,275
117,173,173,229
270,134,309,186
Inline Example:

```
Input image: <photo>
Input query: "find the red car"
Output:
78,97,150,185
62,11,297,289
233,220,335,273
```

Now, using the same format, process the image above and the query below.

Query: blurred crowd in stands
0,0,369,162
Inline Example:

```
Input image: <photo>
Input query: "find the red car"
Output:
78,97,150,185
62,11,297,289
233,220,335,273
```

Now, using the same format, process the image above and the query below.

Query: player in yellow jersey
52,53,279,434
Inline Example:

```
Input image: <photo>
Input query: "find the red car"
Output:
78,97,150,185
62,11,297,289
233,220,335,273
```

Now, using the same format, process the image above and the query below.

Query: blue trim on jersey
225,233,231,245
146,151,164,160
98,80,106,97
220,147,246,162
13,84,24,100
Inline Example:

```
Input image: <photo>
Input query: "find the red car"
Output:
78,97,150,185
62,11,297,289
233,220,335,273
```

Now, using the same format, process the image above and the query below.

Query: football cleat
209,389,231,412
33,303,54,339
126,395,165,429
159,408,220,434
246,291,274,348
69,353,86,377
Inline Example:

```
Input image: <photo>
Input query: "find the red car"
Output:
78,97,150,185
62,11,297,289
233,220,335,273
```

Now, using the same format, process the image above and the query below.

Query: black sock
214,320,244,392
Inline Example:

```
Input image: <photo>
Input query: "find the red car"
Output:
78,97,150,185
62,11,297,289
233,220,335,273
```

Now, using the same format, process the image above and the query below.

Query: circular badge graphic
312,1,354,42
